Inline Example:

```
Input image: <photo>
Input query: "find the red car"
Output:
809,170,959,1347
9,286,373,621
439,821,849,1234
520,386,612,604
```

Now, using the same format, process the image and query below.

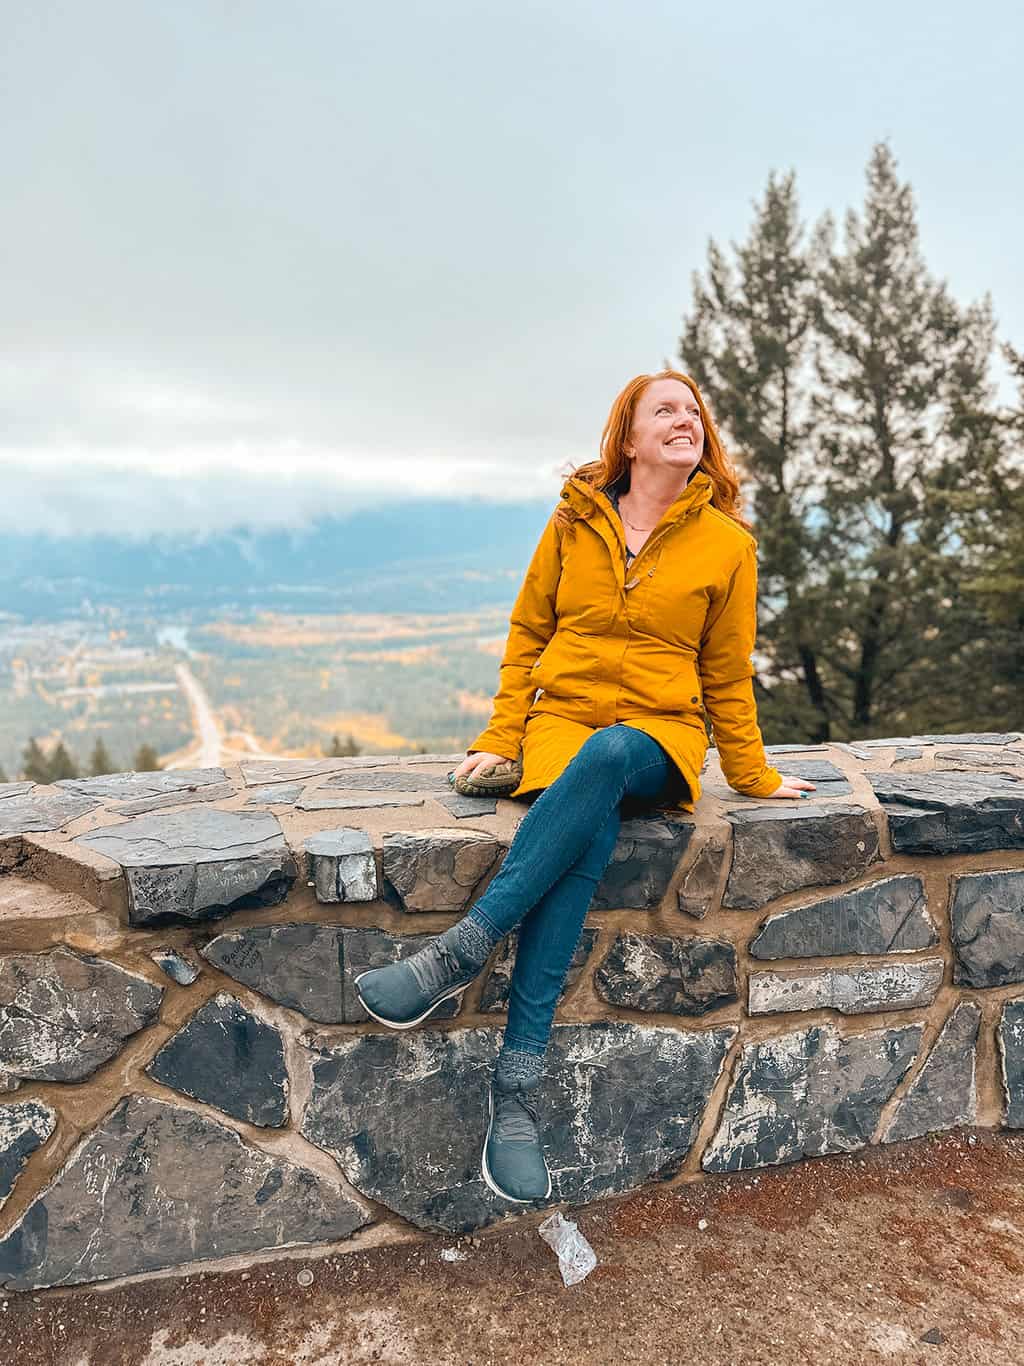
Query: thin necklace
620,502,654,531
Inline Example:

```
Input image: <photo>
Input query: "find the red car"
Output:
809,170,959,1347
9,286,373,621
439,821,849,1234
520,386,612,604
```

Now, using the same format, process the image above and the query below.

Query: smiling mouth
665,437,694,447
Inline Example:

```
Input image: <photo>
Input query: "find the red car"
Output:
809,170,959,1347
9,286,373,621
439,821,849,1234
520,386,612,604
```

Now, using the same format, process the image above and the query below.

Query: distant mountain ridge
3,499,553,618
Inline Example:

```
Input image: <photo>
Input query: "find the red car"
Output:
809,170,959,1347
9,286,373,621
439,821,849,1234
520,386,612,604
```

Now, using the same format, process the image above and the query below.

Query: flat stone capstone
76,807,296,927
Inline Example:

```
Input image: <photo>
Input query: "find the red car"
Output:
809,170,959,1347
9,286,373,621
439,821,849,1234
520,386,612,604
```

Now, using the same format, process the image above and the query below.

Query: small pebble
297,1269,314,1288
697,1219,709,1231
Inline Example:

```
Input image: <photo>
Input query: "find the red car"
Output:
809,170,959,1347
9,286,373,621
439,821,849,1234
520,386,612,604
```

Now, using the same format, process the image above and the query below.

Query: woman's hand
764,775,817,800
452,750,515,782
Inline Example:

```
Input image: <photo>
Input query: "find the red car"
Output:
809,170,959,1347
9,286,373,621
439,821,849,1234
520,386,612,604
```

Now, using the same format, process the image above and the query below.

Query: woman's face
626,378,704,480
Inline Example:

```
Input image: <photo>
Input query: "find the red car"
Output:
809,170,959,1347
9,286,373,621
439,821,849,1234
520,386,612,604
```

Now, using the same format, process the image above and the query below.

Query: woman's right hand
452,750,515,782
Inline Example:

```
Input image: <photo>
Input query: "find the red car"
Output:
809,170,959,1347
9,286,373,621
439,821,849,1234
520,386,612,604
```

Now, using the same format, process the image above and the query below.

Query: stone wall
1,733,1023,1290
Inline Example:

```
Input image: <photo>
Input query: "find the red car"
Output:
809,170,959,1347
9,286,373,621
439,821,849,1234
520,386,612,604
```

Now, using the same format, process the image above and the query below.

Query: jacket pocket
532,627,598,699
658,659,703,715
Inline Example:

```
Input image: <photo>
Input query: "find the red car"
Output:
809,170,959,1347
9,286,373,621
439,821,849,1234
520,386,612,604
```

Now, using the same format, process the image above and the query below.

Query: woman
355,370,816,1205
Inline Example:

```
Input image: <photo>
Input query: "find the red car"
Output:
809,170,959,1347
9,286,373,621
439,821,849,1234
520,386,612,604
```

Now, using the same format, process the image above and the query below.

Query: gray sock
494,1045,545,1093
443,917,500,970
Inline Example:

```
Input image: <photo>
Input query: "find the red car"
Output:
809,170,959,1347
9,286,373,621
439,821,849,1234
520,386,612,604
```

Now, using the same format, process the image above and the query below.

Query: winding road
168,664,223,769
167,662,286,770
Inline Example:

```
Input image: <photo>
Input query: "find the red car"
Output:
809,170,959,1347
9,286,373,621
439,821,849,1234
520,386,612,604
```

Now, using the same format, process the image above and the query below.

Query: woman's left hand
764,775,818,800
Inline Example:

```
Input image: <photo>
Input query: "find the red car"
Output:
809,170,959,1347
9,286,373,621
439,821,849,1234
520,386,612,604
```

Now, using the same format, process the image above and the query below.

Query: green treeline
680,143,1022,742
1,738,164,784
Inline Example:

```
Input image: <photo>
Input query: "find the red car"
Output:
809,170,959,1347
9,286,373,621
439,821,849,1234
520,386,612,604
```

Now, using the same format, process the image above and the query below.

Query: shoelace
493,1088,541,1144
407,938,466,996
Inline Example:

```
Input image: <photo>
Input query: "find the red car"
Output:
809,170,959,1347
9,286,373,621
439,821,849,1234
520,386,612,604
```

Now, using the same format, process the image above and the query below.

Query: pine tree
681,170,827,739
809,143,996,735
47,742,79,781
21,739,51,783
134,744,162,772
89,738,116,776
682,143,1002,740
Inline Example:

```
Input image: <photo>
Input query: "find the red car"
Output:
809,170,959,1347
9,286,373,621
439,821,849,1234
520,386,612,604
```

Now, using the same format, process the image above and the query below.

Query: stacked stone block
0,735,1023,1288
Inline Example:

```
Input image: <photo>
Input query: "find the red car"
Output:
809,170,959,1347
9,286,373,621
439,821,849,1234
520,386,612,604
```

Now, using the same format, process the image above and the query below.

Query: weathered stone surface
300,1022,734,1233
0,1101,57,1208
0,783,34,801
382,828,503,913
869,772,1024,855
0,792,101,836
59,768,228,800
857,737,928,749
240,759,347,786
675,835,726,919
936,747,1024,774
297,793,426,812
203,924,346,1023
149,948,200,985
479,929,598,1013
437,793,499,819
0,1094,369,1290
406,753,467,764
591,817,694,911
322,770,451,794
201,924,462,1025
145,993,289,1127
0,948,163,1086
723,804,881,910
748,959,944,1016
749,876,937,959
881,1002,981,1143
113,782,236,816
998,997,1024,1128
763,758,851,796
917,733,1021,746
702,1021,922,1172
244,783,305,807
304,828,378,903
950,869,1024,988
595,933,738,1016
766,744,832,754
77,808,296,927
835,743,875,761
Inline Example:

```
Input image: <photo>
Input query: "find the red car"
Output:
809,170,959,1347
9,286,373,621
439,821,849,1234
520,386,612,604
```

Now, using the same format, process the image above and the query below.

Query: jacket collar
559,467,714,528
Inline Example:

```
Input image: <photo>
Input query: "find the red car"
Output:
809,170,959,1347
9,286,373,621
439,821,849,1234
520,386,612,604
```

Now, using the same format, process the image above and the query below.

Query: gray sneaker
481,1080,552,1203
353,933,480,1029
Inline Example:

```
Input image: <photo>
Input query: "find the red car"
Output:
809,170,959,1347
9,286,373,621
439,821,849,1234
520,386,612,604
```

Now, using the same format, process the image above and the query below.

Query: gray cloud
2,0,1021,534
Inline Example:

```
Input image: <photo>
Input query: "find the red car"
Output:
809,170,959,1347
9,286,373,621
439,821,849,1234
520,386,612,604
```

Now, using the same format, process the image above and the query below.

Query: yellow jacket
469,468,782,812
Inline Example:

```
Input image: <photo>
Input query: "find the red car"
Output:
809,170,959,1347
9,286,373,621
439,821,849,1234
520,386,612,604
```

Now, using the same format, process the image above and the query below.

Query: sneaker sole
352,973,471,1030
480,1086,553,1204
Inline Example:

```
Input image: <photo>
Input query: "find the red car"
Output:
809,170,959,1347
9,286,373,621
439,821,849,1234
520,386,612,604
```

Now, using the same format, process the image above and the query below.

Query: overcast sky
3,0,1022,537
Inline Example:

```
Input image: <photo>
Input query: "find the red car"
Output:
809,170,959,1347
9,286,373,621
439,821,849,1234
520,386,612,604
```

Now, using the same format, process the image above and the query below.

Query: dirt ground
6,1127,1024,1366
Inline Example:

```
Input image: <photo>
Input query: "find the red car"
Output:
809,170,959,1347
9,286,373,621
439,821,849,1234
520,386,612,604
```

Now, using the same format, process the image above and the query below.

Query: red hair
556,370,751,531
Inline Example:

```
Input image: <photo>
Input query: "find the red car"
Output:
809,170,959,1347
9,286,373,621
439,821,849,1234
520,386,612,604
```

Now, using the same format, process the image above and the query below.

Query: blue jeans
465,723,681,1057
